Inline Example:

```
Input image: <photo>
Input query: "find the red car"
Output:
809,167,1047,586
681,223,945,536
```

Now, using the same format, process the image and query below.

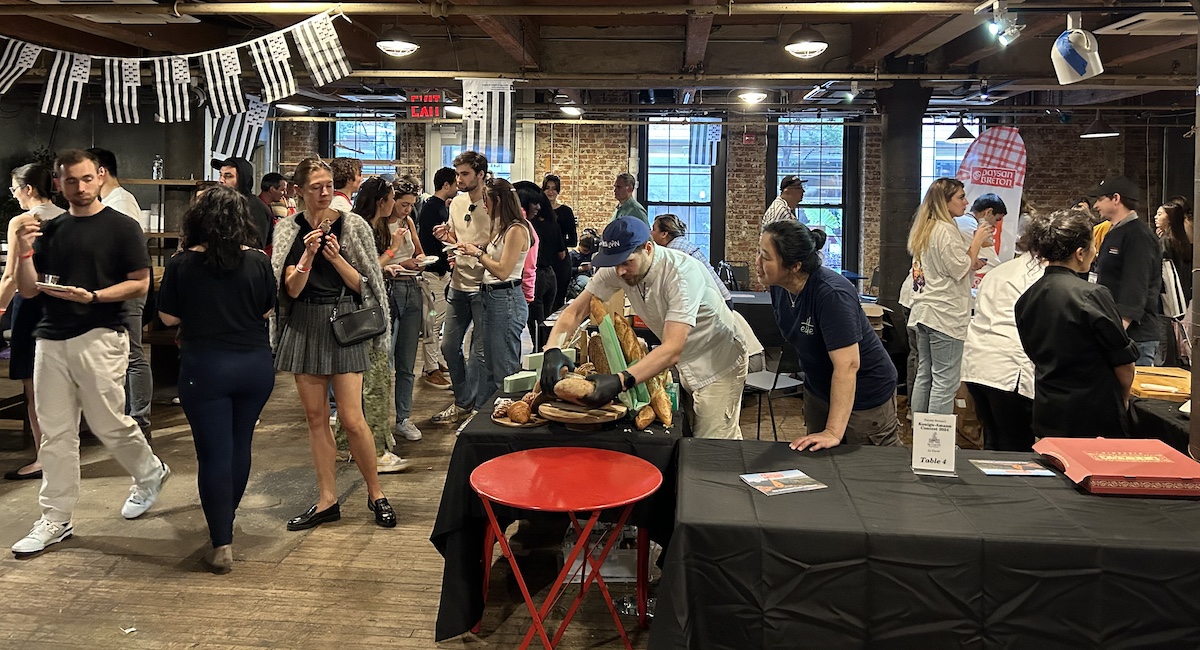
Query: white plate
442,243,459,252
36,282,71,292
417,255,438,266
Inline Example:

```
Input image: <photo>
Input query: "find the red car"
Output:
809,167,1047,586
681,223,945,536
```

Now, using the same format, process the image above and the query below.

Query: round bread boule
508,400,532,424
554,376,596,404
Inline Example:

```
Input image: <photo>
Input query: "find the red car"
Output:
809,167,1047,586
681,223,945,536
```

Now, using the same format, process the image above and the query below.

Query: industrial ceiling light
945,116,976,144
559,104,583,116
997,21,1024,46
1080,111,1119,139
979,80,990,101
738,89,769,104
784,25,829,59
275,103,312,113
376,26,420,57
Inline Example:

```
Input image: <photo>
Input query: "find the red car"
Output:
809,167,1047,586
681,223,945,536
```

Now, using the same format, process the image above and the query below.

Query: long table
650,439,1200,649
430,392,682,642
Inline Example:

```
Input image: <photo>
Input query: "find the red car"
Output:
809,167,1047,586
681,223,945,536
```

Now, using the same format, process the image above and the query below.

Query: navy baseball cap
592,217,651,267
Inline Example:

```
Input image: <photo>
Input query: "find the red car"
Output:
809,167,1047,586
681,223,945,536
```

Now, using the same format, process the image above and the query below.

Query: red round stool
470,447,663,650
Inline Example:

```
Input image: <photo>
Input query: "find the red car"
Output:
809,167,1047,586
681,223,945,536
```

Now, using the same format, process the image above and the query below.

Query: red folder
1033,437,1200,497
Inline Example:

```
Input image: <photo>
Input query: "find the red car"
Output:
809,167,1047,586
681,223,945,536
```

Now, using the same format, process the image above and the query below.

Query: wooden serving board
1132,366,1191,402
492,414,548,428
538,401,628,427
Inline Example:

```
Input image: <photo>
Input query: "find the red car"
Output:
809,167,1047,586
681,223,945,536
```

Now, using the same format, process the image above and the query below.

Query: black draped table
650,439,1200,649
1130,397,1190,453
431,392,682,641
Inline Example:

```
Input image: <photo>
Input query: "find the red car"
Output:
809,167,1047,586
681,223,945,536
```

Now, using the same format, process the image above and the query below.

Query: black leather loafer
367,497,397,528
287,503,341,531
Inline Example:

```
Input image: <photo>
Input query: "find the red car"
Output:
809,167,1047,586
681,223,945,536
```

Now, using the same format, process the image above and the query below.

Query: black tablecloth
431,392,682,641
651,439,1200,649
1131,396,1190,453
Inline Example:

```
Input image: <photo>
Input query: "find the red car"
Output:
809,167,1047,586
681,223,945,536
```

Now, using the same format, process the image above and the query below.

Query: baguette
588,334,610,374
589,296,608,325
635,405,655,430
650,390,673,427
612,314,643,364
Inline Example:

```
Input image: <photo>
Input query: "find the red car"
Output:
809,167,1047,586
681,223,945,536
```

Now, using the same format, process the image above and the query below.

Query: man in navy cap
538,217,751,438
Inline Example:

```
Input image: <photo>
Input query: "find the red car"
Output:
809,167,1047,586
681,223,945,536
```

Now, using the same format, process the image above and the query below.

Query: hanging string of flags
0,11,351,131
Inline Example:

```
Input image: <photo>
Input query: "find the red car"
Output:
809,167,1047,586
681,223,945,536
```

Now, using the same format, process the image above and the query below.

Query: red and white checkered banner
956,125,1026,279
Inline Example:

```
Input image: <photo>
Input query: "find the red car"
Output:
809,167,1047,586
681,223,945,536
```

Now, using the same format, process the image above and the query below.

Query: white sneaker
432,403,474,425
122,461,172,519
396,418,423,441
376,451,411,474
11,518,73,555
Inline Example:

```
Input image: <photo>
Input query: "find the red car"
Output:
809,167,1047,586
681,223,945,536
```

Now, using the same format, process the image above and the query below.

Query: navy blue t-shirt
770,267,897,410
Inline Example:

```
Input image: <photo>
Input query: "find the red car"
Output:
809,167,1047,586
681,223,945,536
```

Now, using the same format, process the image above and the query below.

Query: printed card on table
912,413,958,477
740,469,827,496
969,459,1055,476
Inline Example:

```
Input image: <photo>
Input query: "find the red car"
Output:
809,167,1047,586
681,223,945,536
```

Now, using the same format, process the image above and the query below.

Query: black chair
718,260,752,291
744,345,803,441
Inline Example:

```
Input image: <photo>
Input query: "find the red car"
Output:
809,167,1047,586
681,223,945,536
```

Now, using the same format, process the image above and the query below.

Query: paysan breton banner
954,126,1027,286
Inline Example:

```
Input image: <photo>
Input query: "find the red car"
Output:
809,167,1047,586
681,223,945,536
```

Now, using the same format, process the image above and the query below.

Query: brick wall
396,122,427,181
724,123,770,269
279,121,319,169
861,124,883,278
532,122,632,234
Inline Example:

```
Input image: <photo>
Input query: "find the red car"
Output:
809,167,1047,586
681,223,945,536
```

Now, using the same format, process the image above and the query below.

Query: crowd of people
2,141,1187,576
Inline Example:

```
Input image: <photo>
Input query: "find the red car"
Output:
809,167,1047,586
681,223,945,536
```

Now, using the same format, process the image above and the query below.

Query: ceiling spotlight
945,116,976,144
445,105,465,116
1080,111,1119,139
997,22,1024,46
784,25,829,59
275,103,312,113
376,26,420,57
559,105,583,117
979,80,990,101
738,90,769,104
844,81,860,102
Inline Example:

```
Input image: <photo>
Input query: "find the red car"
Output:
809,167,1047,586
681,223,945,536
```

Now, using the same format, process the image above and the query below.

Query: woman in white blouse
906,178,993,415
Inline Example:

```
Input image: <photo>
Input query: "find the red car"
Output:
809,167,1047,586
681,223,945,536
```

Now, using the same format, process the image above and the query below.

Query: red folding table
469,447,664,650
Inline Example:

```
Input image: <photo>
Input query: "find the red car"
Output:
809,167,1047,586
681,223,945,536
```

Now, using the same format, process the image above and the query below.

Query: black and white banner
461,78,516,164
212,95,270,160
154,56,191,123
104,58,140,124
40,51,90,119
249,33,296,104
0,38,42,95
201,47,246,119
293,13,352,87
688,118,721,166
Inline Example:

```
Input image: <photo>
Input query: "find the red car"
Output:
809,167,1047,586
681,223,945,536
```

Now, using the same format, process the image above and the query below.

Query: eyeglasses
9,185,21,195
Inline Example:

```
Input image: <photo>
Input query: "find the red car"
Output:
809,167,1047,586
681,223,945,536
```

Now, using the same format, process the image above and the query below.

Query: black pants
551,257,572,311
179,346,275,547
965,382,1034,452
527,267,557,349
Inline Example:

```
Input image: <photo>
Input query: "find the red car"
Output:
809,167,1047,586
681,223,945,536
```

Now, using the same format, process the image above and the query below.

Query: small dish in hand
36,281,71,292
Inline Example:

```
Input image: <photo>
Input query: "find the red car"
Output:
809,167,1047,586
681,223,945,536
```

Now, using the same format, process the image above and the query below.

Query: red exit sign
409,90,443,119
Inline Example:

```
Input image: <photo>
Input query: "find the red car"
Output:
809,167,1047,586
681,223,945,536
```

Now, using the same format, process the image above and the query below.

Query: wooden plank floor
0,355,811,649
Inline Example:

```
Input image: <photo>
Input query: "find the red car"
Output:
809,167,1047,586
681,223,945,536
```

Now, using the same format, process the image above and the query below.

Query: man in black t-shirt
212,156,274,249
8,149,171,557
416,166,457,389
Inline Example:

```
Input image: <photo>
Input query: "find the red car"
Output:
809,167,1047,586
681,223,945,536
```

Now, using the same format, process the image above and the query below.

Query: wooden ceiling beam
851,14,953,67
0,16,140,56
1105,38,1194,67
683,0,719,72
453,0,540,70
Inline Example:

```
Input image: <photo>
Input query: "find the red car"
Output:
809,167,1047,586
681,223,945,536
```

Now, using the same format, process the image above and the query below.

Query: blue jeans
442,288,487,410
1133,340,1159,367
123,297,152,430
480,284,528,401
389,280,423,421
911,323,964,415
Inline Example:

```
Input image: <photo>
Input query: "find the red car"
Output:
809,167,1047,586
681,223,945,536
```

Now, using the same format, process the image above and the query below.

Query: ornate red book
1033,437,1200,497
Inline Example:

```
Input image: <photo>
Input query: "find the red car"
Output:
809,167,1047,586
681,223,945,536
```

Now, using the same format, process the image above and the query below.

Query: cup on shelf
139,209,152,232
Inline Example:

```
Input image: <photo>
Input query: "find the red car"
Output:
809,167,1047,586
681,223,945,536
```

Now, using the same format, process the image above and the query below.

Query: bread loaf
507,400,532,424
650,390,672,427
612,315,643,364
574,362,595,376
589,296,608,325
554,376,596,404
635,405,655,430
588,335,609,374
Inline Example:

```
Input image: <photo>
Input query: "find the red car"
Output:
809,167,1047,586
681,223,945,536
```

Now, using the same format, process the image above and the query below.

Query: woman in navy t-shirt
758,221,901,450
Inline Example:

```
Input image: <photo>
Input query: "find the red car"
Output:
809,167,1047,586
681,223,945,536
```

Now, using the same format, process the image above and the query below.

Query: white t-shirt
448,193,493,292
586,245,746,390
909,219,974,340
330,193,353,214
961,253,1043,398
102,185,142,221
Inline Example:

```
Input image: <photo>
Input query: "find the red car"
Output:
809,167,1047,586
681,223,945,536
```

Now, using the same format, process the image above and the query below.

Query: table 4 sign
911,412,957,477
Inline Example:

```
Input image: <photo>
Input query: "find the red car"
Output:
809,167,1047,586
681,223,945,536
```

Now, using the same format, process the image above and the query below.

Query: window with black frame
775,117,846,272
333,117,398,176
644,119,716,261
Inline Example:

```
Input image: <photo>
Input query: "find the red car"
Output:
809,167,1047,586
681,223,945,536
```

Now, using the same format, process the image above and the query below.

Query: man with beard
9,149,170,555
538,217,750,439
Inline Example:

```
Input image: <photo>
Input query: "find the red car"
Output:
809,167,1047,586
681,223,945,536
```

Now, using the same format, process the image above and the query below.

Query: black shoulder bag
329,279,387,346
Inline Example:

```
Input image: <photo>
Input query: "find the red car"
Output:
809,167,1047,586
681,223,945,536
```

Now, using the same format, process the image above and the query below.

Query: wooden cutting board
538,401,628,426
1132,366,1191,402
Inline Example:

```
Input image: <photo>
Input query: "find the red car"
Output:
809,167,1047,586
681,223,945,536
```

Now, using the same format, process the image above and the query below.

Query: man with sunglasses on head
431,151,495,425
762,175,808,229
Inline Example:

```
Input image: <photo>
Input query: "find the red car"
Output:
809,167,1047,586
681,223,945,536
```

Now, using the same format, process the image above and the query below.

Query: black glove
540,348,575,395
578,373,624,408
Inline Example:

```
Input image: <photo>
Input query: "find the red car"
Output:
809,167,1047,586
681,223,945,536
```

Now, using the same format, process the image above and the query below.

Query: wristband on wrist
384,248,394,258
20,250,33,259
621,371,637,391
296,265,310,273
90,290,100,303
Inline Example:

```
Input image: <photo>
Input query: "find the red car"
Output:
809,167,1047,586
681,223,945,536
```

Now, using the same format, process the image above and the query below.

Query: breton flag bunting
104,58,141,124
688,118,722,166
0,38,42,96
461,77,515,164
249,33,297,104
202,48,246,119
212,95,270,160
40,51,91,120
293,13,352,87
154,56,191,123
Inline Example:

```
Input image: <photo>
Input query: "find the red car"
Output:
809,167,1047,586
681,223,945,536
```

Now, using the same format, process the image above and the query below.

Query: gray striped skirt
274,299,371,375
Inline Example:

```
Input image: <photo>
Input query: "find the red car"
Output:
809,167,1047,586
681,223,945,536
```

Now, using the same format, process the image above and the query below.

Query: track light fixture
979,1,1023,46
979,80,990,101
